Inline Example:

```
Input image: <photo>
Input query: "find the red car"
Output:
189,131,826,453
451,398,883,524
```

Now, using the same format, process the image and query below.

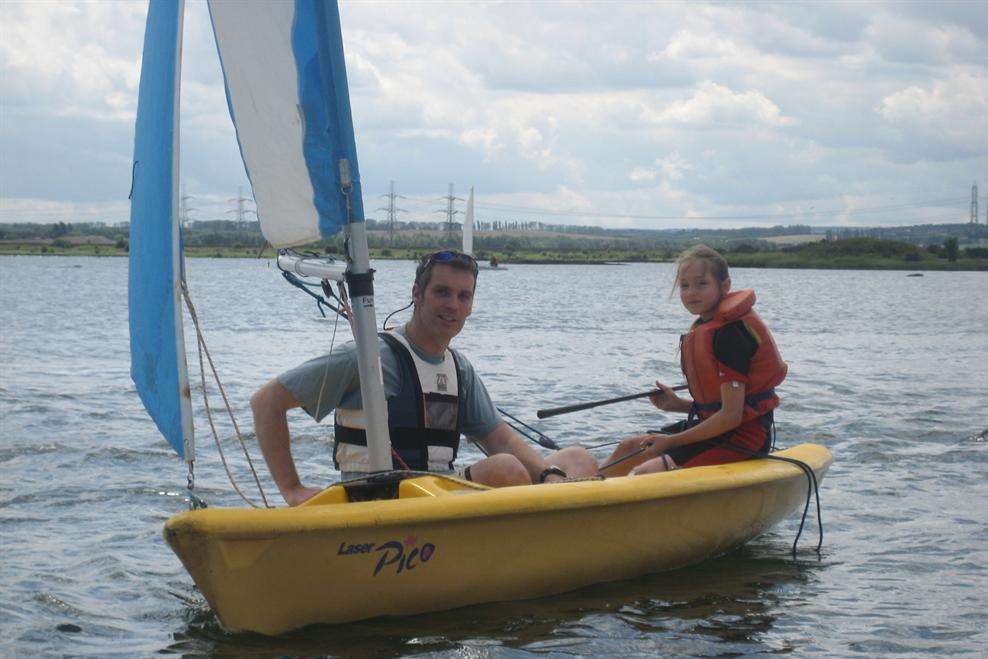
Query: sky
1,0,986,230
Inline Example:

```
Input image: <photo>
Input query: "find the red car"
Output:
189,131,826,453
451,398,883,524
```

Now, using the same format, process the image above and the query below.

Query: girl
604,245,787,476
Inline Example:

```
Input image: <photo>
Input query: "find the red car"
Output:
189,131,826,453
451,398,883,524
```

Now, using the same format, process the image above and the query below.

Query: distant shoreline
2,245,986,271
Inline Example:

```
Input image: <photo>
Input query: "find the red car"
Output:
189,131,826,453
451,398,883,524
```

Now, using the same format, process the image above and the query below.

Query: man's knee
470,454,531,488
552,446,599,477
616,436,641,454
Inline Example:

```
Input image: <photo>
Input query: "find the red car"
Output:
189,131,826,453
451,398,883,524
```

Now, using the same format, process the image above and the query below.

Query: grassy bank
725,237,988,271
0,244,664,264
725,251,988,271
2,240,987,270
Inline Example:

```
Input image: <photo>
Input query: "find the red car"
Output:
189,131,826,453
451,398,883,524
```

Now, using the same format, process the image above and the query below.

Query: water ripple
2,258,987,655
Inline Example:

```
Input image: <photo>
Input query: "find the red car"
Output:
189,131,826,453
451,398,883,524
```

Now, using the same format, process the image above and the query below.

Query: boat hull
164,444,831,634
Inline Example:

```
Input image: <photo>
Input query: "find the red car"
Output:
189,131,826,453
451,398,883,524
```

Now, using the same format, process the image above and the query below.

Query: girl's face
677,259,730,320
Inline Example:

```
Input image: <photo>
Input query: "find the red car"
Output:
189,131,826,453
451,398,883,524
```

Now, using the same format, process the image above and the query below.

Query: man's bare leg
600,436,661,477
467,454,532,487
546,446,599,479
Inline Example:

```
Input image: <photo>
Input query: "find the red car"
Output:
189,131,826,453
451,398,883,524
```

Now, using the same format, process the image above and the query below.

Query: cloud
0,197,131,225
865,11,982,66
0,2,146,121
629,152,691,185
642,82,796,129
2,1,986,229
878,69,988,161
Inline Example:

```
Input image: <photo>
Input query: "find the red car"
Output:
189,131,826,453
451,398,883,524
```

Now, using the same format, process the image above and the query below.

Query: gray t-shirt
278,327,503,441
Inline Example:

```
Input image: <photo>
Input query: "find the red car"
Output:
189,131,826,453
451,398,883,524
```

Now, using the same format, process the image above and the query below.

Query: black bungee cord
280,269,348,319
491,412,822,556
718,441,823,557
382,300,414,331
717,423,823,556
585,421,823,557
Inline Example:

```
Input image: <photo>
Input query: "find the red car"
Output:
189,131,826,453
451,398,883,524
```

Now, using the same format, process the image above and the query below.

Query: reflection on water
2,257,987,656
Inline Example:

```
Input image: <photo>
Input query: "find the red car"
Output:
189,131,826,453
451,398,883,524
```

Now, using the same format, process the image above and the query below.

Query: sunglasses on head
418,250,479,277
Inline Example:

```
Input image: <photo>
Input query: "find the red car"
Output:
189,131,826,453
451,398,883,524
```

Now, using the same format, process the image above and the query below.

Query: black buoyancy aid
680,289,787,424
333,331,463,472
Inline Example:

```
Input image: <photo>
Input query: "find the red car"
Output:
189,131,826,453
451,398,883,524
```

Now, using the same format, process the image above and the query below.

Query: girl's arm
648,380,746,452
649,381,693,413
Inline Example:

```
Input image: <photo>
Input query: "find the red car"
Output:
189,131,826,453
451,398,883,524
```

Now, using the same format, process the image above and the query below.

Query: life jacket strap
334,424,459,471
689,387,777,420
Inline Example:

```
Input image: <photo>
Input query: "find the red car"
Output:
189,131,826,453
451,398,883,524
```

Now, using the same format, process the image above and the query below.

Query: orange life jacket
680,289,787,423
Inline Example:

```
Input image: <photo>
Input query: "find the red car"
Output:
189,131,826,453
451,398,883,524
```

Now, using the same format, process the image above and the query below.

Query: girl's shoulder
712,321,759,373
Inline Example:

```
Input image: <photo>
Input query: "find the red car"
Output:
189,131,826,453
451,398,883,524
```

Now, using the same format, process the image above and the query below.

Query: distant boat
907,273,924,277
130,0,831,636
479,256,507,271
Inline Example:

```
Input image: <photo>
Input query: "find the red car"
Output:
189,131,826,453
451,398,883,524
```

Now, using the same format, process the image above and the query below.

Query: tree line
2,219,985,256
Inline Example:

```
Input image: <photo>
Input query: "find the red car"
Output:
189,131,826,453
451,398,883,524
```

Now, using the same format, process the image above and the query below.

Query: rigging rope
181,281,270,508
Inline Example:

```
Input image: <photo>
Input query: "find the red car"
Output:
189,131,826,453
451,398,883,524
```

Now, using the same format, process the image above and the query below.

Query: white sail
463,186,475,256
208,0,365,248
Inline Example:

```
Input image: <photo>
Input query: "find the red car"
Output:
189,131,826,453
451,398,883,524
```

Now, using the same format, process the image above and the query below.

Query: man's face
412,264,476,343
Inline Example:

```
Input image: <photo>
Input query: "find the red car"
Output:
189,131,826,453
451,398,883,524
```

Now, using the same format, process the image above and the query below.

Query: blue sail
208,0,363,247
129,0,193,459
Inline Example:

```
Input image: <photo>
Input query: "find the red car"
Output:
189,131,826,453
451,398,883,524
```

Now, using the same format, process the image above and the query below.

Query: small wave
33,593,88,618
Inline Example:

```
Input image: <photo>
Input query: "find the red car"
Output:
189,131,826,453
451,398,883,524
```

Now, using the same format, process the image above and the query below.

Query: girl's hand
614,434,664,459
648,381,686,411
638,433,670,456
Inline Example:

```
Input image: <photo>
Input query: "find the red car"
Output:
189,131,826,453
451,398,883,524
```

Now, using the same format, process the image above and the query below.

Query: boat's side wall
165,445,831,634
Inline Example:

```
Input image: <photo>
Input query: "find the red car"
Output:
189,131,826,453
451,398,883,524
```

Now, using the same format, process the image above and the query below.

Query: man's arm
250,379,322,506
478,422,557,484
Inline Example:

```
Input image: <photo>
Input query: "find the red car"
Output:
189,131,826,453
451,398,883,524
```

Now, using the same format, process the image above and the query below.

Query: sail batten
208,0,363,246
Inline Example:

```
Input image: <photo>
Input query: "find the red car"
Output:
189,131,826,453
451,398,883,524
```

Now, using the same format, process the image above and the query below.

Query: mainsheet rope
181,281,270,508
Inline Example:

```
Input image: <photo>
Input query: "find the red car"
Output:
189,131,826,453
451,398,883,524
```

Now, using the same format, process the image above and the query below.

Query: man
251,250,598,505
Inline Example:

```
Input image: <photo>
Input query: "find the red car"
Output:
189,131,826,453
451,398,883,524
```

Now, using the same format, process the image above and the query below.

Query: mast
340,161,393,472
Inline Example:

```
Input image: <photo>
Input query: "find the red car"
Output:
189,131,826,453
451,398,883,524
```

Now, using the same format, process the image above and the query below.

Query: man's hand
284,484,323,507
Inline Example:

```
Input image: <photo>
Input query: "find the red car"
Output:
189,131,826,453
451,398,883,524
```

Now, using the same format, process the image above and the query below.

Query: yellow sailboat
164,444,830,635
130,0,831,636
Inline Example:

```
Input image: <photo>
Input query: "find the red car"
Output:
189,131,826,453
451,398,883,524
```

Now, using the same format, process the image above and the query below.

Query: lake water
1,255,986,656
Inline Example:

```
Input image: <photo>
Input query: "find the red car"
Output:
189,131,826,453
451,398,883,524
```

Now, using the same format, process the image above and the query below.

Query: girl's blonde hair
671,244,729,294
